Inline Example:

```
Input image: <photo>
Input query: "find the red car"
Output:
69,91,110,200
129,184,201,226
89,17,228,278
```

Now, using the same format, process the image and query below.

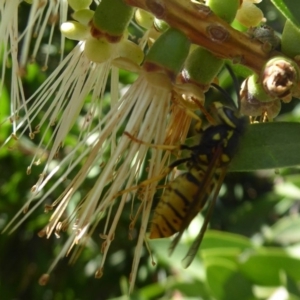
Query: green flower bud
112,57,141,73
246,74,274,103
235,2,263,28
240,75,281,119
72,9,94,26
117,40,144,65
206,0,239,23
60,21,89,41
84,37,113,63
153,18,169,32
68,0,92,11
135,9,154,30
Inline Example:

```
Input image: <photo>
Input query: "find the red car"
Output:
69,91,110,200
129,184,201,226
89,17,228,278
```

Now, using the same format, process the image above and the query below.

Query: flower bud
206,0,239,23
262,57,300,102
135,9,154,29
153,18,169,32
240,77,281,118
60,21,89,41
84,37,113,63
68,0,92,11
235,2,263,28
72,9,94,26
117,40,144,65
246,74,275,103
240,96,281,119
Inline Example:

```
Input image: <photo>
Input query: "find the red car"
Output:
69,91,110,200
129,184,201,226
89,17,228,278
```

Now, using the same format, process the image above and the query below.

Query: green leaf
172,281,212,299
286,274,300,298
230,122,300,171
269,215,300,244
136,282,165,299
239,248,300,286
270,0,300,28
149,238,205,280
201,230,252,250
205,258,256,300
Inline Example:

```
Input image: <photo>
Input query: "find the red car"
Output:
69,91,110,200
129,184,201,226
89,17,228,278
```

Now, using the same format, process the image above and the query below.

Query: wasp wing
168,145,224,256
181,168,227,268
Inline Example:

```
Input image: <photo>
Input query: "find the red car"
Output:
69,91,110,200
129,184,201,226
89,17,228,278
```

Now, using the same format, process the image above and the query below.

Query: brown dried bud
262,57,300,103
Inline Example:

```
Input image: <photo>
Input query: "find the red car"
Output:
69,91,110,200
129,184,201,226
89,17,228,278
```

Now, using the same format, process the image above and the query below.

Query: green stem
123,0,282,74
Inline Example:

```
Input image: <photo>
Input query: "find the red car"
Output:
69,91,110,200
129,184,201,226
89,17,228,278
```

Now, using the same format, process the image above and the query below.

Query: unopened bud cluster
61,0,143,64
61,0,300,117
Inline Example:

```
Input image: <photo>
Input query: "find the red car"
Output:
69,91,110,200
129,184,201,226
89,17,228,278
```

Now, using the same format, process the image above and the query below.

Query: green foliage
270,0,300,28
230,122,300,171
1,0,300,300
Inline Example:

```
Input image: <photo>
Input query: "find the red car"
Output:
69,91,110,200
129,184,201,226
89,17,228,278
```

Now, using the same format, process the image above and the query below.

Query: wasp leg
124,131,179,151
125,131,201,154
190,97,217,126
113,156,191,199
173,85,215,126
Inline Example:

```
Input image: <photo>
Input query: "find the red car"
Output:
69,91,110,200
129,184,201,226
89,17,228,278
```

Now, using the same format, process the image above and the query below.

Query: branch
124,0,283,74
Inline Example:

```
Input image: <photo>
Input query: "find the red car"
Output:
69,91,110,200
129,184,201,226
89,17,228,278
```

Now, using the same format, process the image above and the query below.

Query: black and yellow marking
149,102,247,267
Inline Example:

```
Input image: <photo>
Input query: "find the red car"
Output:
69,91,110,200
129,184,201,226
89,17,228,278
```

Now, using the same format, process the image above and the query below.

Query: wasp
145,101,248,267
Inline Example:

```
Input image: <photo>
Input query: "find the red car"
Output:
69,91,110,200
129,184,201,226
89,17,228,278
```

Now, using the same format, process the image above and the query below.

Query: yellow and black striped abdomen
149,170,208,239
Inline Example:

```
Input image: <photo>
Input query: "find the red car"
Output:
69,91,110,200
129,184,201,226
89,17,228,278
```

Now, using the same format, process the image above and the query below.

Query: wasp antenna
211,83,237,110
225,63,241,110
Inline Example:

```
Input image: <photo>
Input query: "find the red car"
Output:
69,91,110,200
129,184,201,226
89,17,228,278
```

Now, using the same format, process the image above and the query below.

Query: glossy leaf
239,248,300,286
205,258,256,300
149,238,205,280
230,122,300,171
270,0,300,28
200,230,252,250
269,216,300,244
